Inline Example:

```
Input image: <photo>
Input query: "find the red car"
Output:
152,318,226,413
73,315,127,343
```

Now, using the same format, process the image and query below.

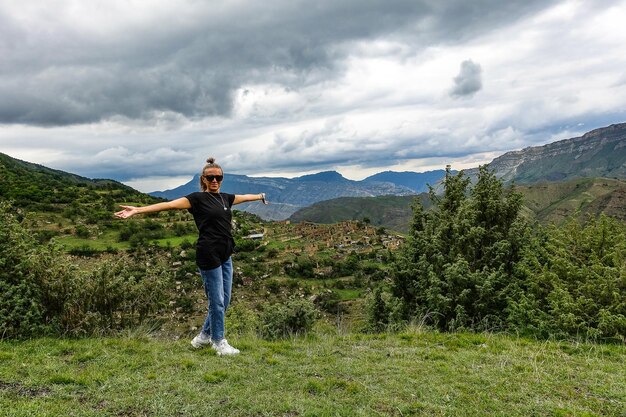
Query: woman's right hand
114,205,138,219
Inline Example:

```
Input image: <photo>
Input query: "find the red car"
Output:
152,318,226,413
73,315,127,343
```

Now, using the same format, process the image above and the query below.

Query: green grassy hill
0,152,387,332
2,154,625,416
518,177,626,223
0,152,201,250
0,152,158,211
289,194,430,232
0,152,166,244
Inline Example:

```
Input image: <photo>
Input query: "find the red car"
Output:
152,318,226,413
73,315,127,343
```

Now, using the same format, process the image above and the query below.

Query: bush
313,290,342,314
68,245,102,257
53,252,171,335
235,238,258,252
260,299,319,339
0,201,51,338
34,229,60,243
365,287,390,332
180,239,194,250
0,202,172,338
227,304,261,337
265,279,282,294
508,215,626,341
285,256,316,278
75,225,90,238
333,254,359,277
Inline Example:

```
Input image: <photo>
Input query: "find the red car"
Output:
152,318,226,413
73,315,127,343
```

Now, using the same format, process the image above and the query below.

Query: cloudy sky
1,0,626,192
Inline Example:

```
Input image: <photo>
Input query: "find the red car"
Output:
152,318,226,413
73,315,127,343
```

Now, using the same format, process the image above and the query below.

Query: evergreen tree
391,165,528,331
509,215,626,340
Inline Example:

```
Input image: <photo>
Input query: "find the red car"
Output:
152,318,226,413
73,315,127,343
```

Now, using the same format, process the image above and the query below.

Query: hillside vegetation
0,152,169,247
519,177,626,223
0,152,158,212
290,194,427,232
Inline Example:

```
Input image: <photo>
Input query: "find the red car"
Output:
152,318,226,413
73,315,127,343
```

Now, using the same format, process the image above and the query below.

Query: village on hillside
259,220,405,252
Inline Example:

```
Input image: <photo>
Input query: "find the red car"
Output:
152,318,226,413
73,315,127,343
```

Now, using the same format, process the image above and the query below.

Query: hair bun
206,157,215,164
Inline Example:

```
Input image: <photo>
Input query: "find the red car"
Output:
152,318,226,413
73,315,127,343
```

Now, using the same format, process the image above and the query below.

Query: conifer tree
392,165,528,331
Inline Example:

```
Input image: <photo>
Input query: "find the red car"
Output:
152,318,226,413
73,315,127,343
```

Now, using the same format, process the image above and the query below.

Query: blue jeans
199,257,233,342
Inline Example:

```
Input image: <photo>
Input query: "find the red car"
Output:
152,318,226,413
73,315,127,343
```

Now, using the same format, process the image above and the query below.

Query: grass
151,234,197,247
334,288,363,301
1,330,624,416
56,233,198,251
56,232,130,250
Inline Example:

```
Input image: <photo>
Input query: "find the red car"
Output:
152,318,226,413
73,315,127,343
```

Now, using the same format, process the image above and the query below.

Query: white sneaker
191,332,213,349
213,339,240,356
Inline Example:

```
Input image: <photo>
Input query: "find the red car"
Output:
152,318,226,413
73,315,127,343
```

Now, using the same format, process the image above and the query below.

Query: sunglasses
202,175,223,182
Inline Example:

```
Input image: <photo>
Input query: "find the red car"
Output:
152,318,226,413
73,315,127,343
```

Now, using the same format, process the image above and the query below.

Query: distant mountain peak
364,169,449,193
296,171,347,182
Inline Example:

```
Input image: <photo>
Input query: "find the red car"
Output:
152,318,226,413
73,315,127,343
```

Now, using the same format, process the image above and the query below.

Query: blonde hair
199,157,224,191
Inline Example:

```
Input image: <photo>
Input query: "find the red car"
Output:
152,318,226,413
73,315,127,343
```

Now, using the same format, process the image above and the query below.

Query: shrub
68,245,102,257
265,279,282,294
58,252,171,335
74,224,90,238
508,215,626,341
0,201,51,338
333,254,359,277
260,299,319,339
365,287,391,332
227,303,261,337
313,290,342,314
284,256,316,279
0,202,172,338
385,166,626,341
34,229,60,243
235,238,257,252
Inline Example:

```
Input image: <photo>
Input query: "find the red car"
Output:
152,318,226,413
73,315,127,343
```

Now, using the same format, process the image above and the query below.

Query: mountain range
2,121,625,228
150,122,626,221
289,123,626,229
149,170,448,220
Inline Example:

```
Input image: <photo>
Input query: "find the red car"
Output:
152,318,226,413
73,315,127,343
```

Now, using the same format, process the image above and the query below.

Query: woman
115,157,267,355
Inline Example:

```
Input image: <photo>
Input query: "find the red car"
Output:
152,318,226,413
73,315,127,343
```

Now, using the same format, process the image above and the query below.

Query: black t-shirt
185,192,236,270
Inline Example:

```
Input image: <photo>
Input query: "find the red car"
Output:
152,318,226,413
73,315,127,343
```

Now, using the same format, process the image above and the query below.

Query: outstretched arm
114,197,191,219
233,193,268,206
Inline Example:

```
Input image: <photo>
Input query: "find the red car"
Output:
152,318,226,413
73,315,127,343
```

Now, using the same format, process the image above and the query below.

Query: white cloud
124,175,195,193
1,0,625,187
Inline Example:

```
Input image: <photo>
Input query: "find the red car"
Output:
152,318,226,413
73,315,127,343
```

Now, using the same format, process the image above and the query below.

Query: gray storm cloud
450,60,483,98
0,0,555,126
